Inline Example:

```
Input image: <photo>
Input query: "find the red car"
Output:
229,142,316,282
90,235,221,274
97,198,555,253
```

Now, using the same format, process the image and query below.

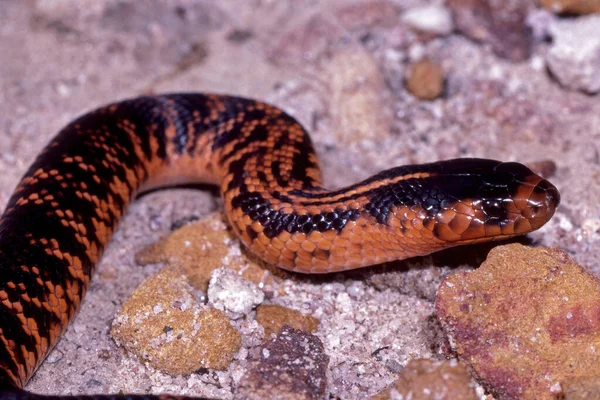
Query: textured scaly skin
0,94,559,397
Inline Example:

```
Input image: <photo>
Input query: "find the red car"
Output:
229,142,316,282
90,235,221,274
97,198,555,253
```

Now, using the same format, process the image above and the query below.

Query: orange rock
539,0,600,14
562,377,600,399
405,60,444,101
256,304,320,337
111,266,241,374
135,213,231,290
436,244,600,400
136,213,280,291
370,359,478,400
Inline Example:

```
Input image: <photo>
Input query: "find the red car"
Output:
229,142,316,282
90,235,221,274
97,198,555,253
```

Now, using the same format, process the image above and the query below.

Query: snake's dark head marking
383,158,560,244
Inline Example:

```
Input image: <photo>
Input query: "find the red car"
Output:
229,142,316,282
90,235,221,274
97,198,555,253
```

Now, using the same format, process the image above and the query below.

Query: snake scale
0,93,559,399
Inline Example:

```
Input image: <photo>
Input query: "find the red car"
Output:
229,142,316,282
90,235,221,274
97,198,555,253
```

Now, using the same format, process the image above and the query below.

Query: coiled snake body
0,94,559,398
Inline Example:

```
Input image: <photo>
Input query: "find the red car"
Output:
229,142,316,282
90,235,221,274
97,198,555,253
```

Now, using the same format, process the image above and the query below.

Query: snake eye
484,200,504,219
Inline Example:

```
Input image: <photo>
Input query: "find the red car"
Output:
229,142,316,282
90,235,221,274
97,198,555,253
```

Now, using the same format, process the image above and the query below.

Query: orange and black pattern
0,94,559,398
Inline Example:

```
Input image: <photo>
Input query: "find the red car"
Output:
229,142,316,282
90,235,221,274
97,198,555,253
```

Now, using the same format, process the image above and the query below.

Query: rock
370,359,478,400
236,326,329,400
539,0,600,14
111,267,241,375
334,1,399,31
401,5,454,36
135,213,280,292
436,244,600,400
405,60,445,100
256,304,320,337
527,8,557,41
267,14,340,66
562,377,600,399
207,267,264,319
135,213,231,291
546,15,600,94
325,47,394,142
447,0,533,61
268,12,394,143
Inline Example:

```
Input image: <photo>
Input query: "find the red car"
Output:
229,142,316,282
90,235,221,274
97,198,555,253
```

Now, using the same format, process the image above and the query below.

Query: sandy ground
1,0,599,399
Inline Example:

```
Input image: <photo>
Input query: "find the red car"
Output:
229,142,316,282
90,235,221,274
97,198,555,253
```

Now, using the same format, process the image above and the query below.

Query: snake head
368,158,560,245
413,159,560,243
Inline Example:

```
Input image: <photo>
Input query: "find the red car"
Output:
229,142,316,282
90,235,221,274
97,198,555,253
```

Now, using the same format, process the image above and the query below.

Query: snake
0,93,559,399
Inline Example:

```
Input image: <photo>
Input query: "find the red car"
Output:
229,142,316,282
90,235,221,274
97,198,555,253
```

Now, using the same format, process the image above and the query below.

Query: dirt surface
0,0,599,399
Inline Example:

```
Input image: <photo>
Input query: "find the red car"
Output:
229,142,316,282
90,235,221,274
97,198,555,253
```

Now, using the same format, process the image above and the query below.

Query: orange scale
483,223,502,237
292,233,307,244
294,257,312,271
322,230,338,240
501,221,515,235
331,247,347,258
241,214,253,226
348,234,362,245
514,217,533,234
332,236,347,248
411,218,424,231
448,214,471,235
308,261,330,273
461,220,486,240
316,240,332,251
296,249,313,261
307,230,322,242
434,224,462,241
265,246,281,263
271,237,285,250
345,258,363,269
277,231,291,242
330,256,347,268
346,242,362,253
313,248,330,261
300,241,316,253
361,248,377,260
278,258,294,270
256,233,271,246
453,201,475,216
284,240,300,252
252,240,266,254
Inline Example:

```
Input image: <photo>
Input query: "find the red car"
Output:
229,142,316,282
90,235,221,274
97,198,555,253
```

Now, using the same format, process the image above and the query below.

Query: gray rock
546,15,600,94
208,267,264,319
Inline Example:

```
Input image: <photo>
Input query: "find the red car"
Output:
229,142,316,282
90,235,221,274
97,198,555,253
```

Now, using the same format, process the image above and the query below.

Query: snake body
0,94,559,398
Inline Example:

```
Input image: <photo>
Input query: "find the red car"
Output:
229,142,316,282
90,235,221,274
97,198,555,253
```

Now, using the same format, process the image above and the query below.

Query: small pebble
405,60,444,100
401,5,454,36
256,304,320,337
208,267,264,318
